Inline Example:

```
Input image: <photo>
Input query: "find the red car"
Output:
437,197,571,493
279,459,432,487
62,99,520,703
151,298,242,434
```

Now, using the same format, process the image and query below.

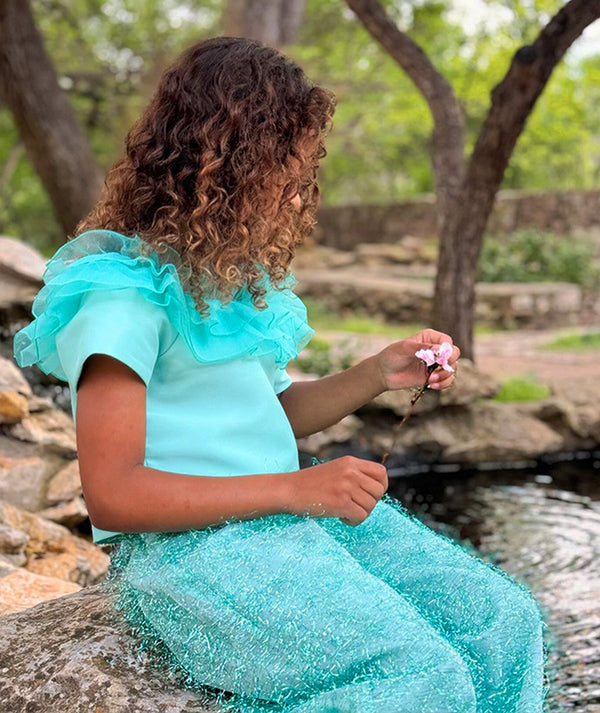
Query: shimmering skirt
103,487,552,713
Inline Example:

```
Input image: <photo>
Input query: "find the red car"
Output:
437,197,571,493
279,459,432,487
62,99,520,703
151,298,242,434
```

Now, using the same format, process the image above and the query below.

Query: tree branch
0,0,103,234
460,0,600,261
343,0,466,228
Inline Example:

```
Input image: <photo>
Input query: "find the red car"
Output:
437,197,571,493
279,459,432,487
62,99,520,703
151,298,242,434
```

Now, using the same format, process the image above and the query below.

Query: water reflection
386,454,600,712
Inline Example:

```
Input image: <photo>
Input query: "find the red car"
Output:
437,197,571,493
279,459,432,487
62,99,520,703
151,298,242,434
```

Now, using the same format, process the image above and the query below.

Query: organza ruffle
13,229,315,381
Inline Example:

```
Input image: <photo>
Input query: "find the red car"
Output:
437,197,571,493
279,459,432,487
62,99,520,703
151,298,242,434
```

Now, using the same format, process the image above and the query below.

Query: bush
492,375,551,402
295,336,357,377
539,331,600,350
301,296,425,337
478,229,600,288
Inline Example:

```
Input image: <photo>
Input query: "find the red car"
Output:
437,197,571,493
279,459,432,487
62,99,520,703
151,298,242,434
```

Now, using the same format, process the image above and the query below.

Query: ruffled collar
46,229,291,299
20,229,314,373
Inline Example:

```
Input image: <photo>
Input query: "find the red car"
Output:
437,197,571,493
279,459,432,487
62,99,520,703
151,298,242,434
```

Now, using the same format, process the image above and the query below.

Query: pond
326,449,600,713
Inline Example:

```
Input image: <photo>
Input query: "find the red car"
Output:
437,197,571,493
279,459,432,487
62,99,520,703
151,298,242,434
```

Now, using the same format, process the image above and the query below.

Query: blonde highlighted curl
74,36,336,318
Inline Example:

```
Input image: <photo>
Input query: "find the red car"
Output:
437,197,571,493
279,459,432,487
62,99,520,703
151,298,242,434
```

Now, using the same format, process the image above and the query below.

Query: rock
293,266,583,330
0,235,46,284
355,242,415,265
0,454,49,511
294,244,356,270
438,358,501,405
296,414,364,453
26,394,55,412
0,354,33,397
44,459,82,505
549,383,600,442
0,564,80,615
0,388,29,423
0,500,109,587
0,523,28,567
515,397,596,449
6,407,77,456
367,385,439,417
395,402,564,464
0,585,220,712
25,535,108,586
0,430,39,459
0,356,31,423
36,495,88,528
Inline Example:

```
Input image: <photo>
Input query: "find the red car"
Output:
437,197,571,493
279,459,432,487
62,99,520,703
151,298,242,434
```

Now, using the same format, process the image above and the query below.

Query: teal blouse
13,230,315,545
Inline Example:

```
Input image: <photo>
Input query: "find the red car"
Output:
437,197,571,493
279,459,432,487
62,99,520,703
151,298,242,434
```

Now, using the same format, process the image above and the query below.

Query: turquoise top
13,229,315,545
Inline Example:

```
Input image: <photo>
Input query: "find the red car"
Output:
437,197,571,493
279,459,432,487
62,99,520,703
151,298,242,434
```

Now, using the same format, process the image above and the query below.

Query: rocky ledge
0,585,220,712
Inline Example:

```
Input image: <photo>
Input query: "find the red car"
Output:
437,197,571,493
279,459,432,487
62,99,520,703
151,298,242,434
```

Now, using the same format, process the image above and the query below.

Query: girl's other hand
373,328,460,392
286,455,388,526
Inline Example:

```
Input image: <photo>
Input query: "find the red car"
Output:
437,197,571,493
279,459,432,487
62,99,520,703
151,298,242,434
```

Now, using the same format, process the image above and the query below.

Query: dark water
384,452,600,713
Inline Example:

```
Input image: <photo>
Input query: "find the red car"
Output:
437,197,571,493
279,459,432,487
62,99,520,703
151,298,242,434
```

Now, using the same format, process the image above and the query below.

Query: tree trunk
344,0,466,234
223,0,307,47
0,0,103,237
346,0,600,361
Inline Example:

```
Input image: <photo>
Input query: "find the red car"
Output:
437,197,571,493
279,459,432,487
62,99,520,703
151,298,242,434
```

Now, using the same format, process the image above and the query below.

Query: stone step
293,268,584,330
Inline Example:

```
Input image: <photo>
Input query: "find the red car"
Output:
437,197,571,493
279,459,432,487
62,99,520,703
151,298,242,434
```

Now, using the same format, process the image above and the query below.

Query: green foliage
1,0,221,247
477,230,600,288
492,375,551,402
302,296,426,337
539,331,600,351
1,1,599,250
295,335,357,377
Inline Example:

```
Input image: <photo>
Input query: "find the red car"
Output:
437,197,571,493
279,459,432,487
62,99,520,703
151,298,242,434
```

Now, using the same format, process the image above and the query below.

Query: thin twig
381,363,437,466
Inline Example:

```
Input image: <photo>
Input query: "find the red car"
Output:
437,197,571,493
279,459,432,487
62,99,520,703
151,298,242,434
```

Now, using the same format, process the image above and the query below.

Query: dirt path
308,324,590,395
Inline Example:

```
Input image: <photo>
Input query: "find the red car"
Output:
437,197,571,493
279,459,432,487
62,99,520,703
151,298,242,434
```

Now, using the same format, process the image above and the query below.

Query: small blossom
414,348,437,366
382,340,456,466
415,341,455,373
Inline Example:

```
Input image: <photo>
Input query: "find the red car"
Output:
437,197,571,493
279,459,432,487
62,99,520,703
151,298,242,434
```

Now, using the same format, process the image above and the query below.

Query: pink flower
414,347,437,367
415,341,455,373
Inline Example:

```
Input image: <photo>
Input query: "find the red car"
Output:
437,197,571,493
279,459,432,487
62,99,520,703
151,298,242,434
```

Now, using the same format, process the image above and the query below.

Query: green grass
539,331,600,351
492,375,552,402
302,296,505,338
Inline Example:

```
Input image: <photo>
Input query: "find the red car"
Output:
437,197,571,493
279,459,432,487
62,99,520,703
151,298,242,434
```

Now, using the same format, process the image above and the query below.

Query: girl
13,36,549,713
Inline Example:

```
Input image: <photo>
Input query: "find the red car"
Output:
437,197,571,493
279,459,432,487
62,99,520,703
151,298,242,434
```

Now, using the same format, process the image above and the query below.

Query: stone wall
313,189,600,250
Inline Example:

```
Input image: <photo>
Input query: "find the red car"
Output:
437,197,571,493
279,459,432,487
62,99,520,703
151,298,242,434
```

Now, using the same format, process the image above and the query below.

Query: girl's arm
279,331,460,438
76,355,296,533
278,356,386,439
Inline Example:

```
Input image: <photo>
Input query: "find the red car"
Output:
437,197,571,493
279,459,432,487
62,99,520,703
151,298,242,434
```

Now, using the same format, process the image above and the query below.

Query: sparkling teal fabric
104,478,551,713
14,229,551,711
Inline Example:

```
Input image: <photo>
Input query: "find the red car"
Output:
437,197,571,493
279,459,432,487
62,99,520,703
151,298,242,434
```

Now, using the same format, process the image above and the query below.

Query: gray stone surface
0,585,220,712
294,267,584,330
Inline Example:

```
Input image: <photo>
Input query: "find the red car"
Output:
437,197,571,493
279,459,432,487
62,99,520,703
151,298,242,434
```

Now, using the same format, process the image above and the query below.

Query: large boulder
0,499,109,606
0,236,46,334
382,401,565,464
0,585,220,712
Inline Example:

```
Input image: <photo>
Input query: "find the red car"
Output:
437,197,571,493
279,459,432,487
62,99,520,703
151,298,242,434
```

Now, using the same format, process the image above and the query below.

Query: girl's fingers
430,374,455,389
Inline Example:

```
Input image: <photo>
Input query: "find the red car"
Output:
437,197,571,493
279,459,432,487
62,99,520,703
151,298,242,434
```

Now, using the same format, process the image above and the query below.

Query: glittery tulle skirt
102,487,551,713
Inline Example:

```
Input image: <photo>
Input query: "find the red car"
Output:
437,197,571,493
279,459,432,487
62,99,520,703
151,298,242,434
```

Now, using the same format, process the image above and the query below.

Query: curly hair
74,36,336,318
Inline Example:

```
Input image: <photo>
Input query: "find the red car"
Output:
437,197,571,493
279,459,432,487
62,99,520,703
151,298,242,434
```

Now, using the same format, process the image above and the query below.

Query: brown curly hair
74,36,336,317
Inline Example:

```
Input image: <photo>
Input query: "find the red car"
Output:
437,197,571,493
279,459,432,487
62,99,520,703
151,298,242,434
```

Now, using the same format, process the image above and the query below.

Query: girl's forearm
279,355,386,439
90,465,296,534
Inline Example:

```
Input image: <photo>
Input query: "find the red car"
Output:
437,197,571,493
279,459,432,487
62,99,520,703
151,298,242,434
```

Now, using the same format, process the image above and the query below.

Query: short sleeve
273,364,293,395
54,286,167,391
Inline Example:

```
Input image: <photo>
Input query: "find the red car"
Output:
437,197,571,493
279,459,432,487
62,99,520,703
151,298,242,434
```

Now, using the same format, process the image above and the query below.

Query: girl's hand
286,455,388,526
373,328,461,392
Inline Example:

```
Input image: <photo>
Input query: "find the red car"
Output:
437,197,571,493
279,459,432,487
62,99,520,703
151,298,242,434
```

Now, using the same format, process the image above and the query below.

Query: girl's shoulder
13,229,314,384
